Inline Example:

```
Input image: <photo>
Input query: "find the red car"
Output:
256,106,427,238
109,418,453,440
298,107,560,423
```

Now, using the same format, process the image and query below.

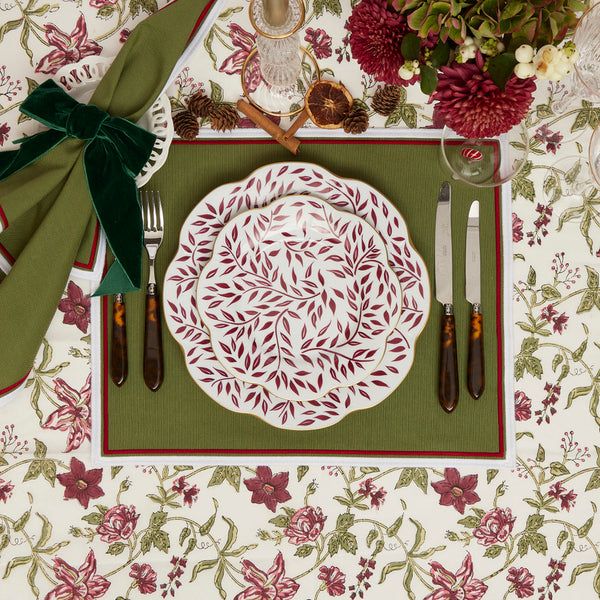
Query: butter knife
435,182,459,413
466,201,484,399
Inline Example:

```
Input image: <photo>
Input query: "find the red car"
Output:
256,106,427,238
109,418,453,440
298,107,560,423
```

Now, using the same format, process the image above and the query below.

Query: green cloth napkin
0,0,211,395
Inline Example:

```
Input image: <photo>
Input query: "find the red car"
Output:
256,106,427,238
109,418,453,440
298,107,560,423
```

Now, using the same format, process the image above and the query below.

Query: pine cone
188,92,214,119
372,85,403,116
343,103,369,135
210,104,240,132
172,110,199,140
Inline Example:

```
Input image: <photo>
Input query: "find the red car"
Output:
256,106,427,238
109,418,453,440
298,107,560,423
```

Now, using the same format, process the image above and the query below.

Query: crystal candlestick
251,0,304,89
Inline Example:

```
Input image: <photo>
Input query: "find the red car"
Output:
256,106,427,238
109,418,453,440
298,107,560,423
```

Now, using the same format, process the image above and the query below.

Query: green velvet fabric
0,79,157,297
0,0,212,394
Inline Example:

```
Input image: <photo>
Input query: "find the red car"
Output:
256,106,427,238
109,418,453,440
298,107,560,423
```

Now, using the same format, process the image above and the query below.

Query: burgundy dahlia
346,0,417,86
432,53,536,138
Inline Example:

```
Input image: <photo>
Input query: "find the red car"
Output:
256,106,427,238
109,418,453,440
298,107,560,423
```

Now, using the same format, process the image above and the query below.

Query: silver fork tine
142,190,149,229
157,192,164,232
150,191,156,231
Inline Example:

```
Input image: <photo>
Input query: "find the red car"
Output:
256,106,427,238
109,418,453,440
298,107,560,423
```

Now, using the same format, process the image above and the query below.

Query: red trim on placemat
0,205,7,230
74,222,100,270
186,0,217,42
0,370,30,399
0,241,14,266
102,137,506,459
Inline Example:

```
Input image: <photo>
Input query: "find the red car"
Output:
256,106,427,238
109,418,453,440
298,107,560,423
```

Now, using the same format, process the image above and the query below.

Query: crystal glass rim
439,124,530,188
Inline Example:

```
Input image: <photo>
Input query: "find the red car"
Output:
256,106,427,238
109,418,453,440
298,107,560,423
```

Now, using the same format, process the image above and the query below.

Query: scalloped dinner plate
164,162,430,430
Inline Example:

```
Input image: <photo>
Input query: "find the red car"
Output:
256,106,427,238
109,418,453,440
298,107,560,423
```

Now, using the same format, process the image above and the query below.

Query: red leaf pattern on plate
197,197,402,402
164,163,430,430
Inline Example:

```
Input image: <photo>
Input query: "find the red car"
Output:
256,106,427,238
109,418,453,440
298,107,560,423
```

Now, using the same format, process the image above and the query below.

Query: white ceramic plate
164,163,430,430
197,195,403,402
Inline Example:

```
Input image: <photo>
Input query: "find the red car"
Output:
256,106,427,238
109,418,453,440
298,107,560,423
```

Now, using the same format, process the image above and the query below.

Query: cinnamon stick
284,109,309,140
236,99,301,154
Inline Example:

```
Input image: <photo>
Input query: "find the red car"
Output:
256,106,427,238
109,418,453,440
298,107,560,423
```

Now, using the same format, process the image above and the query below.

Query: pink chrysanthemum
346,0,417,86
432,53,536,138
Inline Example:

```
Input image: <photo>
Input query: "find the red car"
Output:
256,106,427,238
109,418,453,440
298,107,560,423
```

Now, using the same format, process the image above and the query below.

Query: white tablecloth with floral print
1,1,600,599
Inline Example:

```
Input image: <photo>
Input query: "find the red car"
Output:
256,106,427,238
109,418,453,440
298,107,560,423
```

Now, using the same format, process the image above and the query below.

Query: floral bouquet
346,0,586,137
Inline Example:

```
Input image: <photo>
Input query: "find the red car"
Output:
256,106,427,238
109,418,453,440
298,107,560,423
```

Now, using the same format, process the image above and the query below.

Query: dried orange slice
305,80,353,129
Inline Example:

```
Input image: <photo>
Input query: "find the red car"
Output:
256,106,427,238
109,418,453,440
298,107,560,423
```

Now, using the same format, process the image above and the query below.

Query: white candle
263,0,289,27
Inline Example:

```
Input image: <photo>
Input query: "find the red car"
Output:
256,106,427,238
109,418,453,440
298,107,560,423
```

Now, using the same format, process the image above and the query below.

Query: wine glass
553,5,600,113
440,123,530,187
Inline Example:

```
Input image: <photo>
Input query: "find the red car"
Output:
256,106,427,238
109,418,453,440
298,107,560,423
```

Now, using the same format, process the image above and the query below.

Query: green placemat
99,138,506,460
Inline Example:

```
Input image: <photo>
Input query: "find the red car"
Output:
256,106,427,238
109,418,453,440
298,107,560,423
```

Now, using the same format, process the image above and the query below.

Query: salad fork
142,190,164,391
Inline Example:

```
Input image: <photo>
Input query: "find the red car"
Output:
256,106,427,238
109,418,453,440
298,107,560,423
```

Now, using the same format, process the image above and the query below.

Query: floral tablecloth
1,1,600,599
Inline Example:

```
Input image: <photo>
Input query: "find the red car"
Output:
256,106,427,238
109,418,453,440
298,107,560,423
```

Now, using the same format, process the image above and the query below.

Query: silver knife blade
435,182,452,306
466,201,480,305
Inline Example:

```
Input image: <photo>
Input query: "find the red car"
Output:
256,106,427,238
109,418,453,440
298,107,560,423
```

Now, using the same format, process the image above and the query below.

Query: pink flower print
96,504,139,542
58,281,91,333
369,487,386,508
540,304,558,322
218,24,261,93
424,553,488,600
243,466,291,512
0,478,14,503
473,508,515,546
549,482,577,511
235,552,299,600
36,15,102,75
129,563,157,595
182,484,199,507
552,312,568,334
45,550,110,600
318,566,346,596
0,122,9,146
358,478,386,508
512,213,523,243
507,566,534,598
358,478,376,496
57,457,104,509
534,125,563,154
171,476,199,507
559,489,577,511
284,506,326,545
514,391,532,421
431,468,480,514
90,0,117,7
42,375,91,452
304,28,332,59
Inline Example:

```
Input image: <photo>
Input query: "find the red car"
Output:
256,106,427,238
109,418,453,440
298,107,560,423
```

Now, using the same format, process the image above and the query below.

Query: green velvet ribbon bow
0,79,157,295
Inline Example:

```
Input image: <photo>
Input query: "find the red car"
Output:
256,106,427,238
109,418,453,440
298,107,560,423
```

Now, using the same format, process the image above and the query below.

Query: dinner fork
142,190,164,391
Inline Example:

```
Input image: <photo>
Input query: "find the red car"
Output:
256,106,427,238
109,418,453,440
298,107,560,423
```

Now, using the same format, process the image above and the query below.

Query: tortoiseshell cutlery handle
143,284,164,391
467,304,484,400
111,294,128,386
439,305,459,413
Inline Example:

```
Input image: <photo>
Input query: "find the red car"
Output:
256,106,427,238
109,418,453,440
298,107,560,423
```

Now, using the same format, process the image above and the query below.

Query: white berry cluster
514,42,579,81
456,37,505,63
398,60,421,81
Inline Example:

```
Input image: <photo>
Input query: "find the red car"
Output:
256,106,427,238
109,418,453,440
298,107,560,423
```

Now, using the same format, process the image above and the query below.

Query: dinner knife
111,293,128,386
435,182,459,413
466,201,484,399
